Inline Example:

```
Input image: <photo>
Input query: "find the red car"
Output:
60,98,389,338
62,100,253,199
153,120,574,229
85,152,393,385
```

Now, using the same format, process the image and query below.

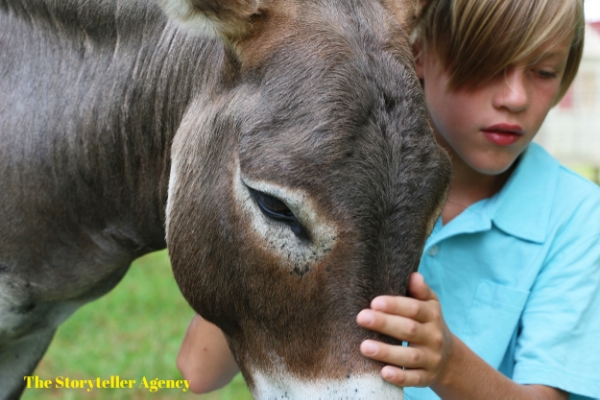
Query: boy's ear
413,41,424,78
157,0,261,41
385,0,433,31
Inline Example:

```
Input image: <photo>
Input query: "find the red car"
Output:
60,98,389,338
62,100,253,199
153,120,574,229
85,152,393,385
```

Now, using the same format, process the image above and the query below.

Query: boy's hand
356,272,454,388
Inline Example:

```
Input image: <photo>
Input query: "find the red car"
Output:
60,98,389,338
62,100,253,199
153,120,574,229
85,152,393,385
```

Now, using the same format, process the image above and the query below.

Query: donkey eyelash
249,187,295,222
248,187,311,241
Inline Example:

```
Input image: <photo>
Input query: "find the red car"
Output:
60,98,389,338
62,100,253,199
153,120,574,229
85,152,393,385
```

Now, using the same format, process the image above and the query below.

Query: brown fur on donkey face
164,0,449,392
0,0,447,398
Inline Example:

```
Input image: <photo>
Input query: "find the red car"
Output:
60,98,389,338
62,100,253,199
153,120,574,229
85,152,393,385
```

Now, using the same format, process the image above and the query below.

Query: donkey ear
157,0,260,40
386,0,433,31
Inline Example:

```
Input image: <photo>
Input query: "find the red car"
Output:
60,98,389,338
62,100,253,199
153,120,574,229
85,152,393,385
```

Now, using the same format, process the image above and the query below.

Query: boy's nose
492,67,530,113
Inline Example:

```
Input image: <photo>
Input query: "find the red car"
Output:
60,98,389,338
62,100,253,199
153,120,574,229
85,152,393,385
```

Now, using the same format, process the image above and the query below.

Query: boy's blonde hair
412,0,585,103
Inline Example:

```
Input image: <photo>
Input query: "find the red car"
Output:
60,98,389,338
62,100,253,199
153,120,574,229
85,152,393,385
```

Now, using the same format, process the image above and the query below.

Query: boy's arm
177,314,240,393
356,273,568,400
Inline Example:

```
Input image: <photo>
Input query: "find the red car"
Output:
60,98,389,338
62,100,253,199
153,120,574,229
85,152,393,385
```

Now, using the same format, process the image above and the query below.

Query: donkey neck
2,0,229,252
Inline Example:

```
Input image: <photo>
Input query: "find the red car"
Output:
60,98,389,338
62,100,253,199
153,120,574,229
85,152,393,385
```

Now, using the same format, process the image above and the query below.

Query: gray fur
0,0,450,397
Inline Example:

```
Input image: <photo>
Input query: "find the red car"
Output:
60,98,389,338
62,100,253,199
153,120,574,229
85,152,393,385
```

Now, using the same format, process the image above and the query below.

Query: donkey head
163,0,450,397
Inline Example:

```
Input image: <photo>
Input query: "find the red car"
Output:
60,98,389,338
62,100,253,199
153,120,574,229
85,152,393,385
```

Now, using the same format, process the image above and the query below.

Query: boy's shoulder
527,143,600,200
529,144,600,229
494,144,600,243
556,164,600,199
554,166,600,234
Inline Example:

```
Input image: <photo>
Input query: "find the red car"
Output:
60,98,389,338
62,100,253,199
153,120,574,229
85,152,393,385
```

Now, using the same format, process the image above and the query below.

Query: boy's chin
468,156,519,176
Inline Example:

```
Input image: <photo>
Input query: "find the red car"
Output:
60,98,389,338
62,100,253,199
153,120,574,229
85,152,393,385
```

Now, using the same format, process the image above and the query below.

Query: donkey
0,0,450,398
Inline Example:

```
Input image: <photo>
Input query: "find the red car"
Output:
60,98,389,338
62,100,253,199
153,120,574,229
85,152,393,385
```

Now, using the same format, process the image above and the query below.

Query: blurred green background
22,250,253,399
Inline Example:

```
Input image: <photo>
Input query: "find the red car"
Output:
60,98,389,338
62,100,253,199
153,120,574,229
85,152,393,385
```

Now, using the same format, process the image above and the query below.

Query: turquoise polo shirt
404,143,600,400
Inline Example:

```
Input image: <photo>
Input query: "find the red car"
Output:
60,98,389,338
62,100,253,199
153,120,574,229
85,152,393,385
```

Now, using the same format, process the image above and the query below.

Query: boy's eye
534,69,558,79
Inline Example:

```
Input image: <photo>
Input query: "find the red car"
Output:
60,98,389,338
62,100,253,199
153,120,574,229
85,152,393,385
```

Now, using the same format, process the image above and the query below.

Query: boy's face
415,37,572,176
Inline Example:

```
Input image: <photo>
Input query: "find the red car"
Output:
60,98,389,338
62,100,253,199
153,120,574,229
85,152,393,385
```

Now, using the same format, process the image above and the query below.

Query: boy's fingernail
361,341,378,356
371,298,386,310
357,311,374,325
382,367,396,380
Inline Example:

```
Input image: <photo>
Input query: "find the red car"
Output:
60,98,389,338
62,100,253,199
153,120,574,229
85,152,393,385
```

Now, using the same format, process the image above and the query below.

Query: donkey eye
249,188,295,222
248,188,310,241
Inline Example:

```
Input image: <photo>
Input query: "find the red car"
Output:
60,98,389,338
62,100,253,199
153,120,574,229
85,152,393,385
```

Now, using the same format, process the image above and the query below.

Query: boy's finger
360,340,428,370
408,272,437,301
357,310,425,342
381,365,432,388
368,295,436,323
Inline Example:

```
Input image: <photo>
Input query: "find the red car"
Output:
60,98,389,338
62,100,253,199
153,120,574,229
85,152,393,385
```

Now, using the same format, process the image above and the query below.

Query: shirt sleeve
512,190,600,399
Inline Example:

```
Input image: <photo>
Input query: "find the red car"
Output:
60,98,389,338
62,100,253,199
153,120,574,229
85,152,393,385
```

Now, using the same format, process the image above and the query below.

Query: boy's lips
482,123,523,146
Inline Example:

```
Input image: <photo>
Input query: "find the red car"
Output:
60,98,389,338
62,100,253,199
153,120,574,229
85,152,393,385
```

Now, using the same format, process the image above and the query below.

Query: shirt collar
487,143,559,243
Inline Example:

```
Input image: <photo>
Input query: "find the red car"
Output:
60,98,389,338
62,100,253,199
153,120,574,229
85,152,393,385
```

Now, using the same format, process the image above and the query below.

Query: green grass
22,250,253,399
